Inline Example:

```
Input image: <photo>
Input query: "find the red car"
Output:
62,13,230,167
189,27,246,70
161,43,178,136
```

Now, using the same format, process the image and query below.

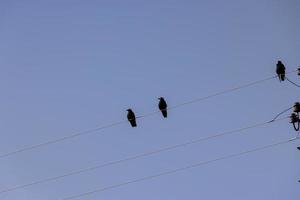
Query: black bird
127,109,137,127
297,146,300,151
158,97,168,118
276,60,286,82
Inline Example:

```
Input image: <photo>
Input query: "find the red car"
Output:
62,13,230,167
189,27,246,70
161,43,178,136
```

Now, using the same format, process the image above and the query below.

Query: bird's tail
129,120,137,127
280,74,285,81
161,110,167,118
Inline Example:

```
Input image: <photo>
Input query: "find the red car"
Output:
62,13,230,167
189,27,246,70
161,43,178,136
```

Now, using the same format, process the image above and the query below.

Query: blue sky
0,0,300,199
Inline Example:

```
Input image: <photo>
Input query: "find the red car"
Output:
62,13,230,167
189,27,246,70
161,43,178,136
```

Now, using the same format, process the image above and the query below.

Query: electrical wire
0,120,126,159
0,117,287,194
269,106,293,122
0,70,296,159
63,137,298,200
286,77,300,88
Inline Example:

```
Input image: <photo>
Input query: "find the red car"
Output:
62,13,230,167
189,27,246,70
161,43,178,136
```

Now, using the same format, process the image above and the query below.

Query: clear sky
0,0,300,199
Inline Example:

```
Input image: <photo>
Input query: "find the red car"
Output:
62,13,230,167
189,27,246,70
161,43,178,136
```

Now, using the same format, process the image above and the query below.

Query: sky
0,0,300,199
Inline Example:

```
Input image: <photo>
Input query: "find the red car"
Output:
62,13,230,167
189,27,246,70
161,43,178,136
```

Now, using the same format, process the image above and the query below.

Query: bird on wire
127,109,137,127
158,97,168,118
276,60,286,82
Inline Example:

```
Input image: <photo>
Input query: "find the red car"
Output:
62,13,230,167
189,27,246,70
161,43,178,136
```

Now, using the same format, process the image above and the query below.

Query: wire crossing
63,137,298,200
0,70,296,159
0,117,287,194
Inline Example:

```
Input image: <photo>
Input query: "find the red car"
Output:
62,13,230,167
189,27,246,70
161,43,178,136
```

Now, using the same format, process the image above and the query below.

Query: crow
127,109,137,127
276,60,286,82
158,97,168,118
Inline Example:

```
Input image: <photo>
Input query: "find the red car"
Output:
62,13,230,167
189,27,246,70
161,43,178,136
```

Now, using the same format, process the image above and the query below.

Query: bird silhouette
127,109,137,127
297,146,300,151
158,97,168,118
276,60,286,82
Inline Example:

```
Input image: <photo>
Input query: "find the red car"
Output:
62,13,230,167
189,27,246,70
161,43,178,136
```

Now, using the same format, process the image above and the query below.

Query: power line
0,120,126,159
0,70,296,159
286,77,300,88
269,106,293,122
169,74,276,110
0,117,287,194
66,137,299,199
63,137,298,200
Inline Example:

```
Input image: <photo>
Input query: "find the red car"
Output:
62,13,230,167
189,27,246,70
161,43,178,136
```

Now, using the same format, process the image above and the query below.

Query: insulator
290,113,299,123
293,102,300,113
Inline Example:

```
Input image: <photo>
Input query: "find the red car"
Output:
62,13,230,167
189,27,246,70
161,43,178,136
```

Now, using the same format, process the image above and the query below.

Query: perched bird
276,60,286,82
158,97,168,118
127,109,137,127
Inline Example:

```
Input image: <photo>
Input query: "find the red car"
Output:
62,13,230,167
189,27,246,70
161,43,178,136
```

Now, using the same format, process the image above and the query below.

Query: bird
276,60,286,82
127,109,137,127
158,97,168,118
297,146,300,151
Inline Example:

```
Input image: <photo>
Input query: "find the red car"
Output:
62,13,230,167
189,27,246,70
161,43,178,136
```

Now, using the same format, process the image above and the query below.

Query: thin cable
286,77,300,87
169,75,276,110
269,106,293,122
63,137,297,200
0,120,126,159
0,70,296,159
0,117,287,194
